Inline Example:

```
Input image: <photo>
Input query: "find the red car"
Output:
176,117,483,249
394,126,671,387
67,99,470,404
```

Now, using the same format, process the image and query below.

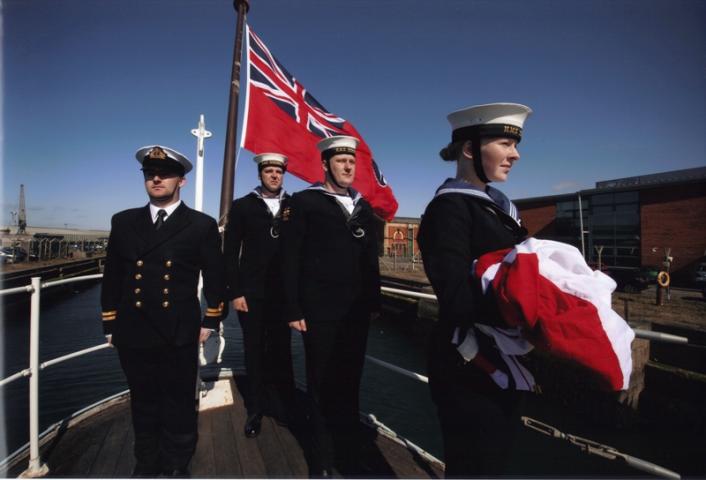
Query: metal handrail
40,343,111,370
365,355,429,384
0,369,31,388
0,285,34,297
43,273,103,289
381,286,691,345
381,285,437,301
0,273,104,477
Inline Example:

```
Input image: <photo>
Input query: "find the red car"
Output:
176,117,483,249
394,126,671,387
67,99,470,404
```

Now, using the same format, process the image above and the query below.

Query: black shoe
160,467,190,478
244,412,263,438
309,468,332,478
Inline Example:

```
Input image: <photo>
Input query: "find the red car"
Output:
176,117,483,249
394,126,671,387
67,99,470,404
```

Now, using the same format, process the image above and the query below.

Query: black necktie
155,209,167,230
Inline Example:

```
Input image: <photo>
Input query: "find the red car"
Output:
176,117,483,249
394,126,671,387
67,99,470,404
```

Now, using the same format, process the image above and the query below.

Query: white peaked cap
135,145,193,174
447,103,532,142
253,152,288,168
448,103,532,130
316,135,359,155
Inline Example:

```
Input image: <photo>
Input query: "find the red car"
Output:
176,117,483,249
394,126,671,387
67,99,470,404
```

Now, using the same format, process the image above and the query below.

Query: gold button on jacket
99,203,226,345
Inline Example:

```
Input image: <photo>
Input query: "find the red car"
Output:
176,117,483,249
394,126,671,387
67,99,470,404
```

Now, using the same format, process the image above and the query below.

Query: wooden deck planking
3,376,445,478
207,406,244,477
112,416,136,478
89,406,132,477
269,417,309,477
191,406,217,477
376,440,442,479
48,407,115,476
255,416,298,478
227,378,268,477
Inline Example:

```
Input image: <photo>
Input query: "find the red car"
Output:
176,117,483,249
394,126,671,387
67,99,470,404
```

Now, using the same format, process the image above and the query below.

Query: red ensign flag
240,25,398,220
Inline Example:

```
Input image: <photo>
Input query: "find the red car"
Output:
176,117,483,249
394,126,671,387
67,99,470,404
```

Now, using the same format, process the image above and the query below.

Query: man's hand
289,319,307,332
232,296,249,312
199,328,213,343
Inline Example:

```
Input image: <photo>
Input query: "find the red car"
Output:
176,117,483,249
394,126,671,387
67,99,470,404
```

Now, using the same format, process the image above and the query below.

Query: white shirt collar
149,200,182,223
252,186,286,200
306,182,362,205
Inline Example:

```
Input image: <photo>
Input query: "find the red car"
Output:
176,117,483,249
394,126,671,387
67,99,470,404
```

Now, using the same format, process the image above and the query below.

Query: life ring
657,271,670,287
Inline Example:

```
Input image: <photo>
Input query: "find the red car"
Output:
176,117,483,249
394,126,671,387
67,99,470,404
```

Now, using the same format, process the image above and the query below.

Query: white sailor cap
135,145,193,175
447,103,532,143
253,152,288,171
316,135,359,159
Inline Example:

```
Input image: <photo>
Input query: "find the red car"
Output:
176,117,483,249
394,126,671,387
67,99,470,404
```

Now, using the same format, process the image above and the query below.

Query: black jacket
418,190,527,396
101,203,226,348
280,188,381,324
419,191,527,331
224,191,290,301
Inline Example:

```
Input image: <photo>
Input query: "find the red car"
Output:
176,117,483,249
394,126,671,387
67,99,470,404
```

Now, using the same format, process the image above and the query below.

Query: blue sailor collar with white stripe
251,186,287,200
306,182,363,205
434,178,520,224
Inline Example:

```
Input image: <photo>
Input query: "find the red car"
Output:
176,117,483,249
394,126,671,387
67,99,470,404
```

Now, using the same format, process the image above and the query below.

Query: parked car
693,262,706,284
0,246,28,264
606,265,659,293
693,262,706,298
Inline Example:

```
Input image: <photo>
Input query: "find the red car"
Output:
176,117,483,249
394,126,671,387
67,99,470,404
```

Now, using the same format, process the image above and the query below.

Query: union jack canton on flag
240,25,398,221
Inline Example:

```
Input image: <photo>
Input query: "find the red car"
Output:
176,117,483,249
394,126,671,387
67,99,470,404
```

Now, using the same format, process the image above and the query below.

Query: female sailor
417,103,534,476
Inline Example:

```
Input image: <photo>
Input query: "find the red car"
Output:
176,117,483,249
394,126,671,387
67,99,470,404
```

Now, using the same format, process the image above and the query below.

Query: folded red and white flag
473,238,634,391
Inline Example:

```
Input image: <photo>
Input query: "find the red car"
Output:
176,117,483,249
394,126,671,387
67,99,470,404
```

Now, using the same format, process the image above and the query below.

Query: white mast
190,114,212,212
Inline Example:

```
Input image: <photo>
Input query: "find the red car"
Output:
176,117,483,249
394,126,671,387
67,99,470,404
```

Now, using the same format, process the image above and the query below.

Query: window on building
553,192,640,268
554,198,589,250
586,191,640,268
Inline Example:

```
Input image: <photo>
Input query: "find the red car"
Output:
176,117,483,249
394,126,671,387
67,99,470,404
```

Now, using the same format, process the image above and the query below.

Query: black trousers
437,388,525,477
117,343,199,473
302,308,370,471
238,297,294,415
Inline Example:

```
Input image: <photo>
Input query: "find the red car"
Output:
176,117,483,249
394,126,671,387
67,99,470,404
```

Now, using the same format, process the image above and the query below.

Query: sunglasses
143,170,180,181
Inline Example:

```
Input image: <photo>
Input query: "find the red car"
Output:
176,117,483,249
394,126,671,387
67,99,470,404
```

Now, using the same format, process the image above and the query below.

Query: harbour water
0,283,441,460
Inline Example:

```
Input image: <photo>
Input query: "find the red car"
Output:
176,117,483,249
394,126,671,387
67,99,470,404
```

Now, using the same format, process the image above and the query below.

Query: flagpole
191,114,212,213
219,0,250,229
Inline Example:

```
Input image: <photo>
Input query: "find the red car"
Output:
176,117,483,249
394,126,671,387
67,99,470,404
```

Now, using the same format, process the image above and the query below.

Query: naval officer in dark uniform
101,145,225,477
224,152,294,438
280,136,381,476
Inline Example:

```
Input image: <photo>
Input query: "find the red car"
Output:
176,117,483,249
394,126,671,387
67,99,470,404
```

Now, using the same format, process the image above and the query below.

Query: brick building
383,217,420,257
515,167,706,285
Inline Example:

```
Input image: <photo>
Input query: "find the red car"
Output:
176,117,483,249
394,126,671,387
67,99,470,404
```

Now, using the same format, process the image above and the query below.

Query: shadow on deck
4,376,444,478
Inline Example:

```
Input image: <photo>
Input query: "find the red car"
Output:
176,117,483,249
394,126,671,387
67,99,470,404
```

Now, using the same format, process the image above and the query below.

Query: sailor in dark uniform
417,103,533,476
224,152,294,438
280,136,381,476
101,145,225,477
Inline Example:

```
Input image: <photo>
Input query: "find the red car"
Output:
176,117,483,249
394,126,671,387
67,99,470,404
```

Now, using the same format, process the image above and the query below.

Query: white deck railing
0,273,690,478
0,274,109,477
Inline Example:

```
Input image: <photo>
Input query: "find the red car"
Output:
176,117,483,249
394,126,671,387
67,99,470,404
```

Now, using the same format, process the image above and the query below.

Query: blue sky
2,0,705,230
